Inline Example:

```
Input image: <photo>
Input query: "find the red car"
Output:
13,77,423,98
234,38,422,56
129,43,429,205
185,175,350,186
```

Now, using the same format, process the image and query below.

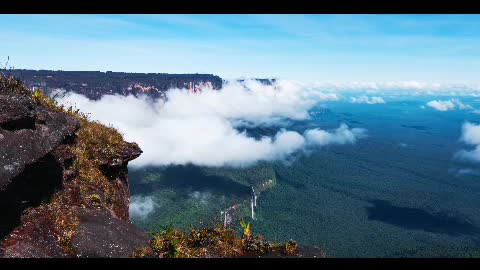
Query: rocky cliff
8,69,223,100
0,76,150,257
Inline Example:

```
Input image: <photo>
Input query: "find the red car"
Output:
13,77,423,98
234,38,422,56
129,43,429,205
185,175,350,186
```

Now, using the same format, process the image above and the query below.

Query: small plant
239,218,251,238
282,240,299,256
131,246,155,258
87,193,102,206
0,75,31,96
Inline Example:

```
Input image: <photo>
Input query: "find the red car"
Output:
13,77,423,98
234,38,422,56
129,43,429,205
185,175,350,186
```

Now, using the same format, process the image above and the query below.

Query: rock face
70,208,150,258
0,94,79,240
9,69,224,100
0,87,149,258
0,95,79,190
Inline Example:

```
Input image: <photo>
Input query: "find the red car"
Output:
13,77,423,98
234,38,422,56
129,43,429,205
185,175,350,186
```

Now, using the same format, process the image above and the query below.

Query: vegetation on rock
132,220,299,258
1,75,142,256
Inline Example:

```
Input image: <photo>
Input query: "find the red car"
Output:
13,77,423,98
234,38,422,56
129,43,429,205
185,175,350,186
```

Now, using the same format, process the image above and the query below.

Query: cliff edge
0,76,149,257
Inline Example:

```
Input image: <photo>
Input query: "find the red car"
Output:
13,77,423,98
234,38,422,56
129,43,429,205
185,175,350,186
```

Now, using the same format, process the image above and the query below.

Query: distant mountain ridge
7,69,278,100
7,69,223,100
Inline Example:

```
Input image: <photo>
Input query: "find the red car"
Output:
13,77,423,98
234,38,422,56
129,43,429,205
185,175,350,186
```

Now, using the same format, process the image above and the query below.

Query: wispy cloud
350,96,386,104
455,122,480,163
426,99,472,111
129,195,157,220
304,124,367,146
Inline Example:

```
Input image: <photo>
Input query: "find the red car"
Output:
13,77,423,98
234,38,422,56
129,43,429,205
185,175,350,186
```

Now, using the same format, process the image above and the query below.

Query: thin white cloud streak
56,80,363,168
455,122,480,163
310,81,480,92
350,96,386,104
129,195,156,220
426,99,472,111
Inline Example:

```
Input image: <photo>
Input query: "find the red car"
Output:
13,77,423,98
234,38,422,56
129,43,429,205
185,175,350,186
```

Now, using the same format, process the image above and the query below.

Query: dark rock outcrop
70,208,149,258
0,98,79,190
0,87,147,258
0,95,36,131
0,94,79,239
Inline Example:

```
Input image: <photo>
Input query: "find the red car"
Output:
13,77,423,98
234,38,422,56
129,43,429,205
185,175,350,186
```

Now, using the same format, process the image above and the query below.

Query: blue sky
1,14,480,84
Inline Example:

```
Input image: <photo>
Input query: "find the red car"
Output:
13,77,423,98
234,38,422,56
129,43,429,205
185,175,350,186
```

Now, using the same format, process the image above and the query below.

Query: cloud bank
455,122,480,163
57,80,364,167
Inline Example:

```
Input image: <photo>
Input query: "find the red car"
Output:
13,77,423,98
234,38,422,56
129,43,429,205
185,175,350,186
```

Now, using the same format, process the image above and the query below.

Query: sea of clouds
55,78,480,168
56,79,368,168
54,79,480,219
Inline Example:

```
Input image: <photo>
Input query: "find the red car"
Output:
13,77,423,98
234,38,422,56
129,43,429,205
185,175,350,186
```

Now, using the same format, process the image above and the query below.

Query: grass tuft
142,221,298,258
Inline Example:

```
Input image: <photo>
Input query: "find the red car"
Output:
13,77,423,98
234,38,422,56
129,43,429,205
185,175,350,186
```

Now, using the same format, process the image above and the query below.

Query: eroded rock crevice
0,154,64,240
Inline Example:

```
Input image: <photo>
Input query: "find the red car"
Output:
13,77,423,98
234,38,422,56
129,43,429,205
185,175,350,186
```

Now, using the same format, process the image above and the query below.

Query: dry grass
0,75,31,97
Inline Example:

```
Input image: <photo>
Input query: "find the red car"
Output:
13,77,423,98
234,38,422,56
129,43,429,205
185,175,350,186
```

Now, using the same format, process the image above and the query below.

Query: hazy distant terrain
7,69,223,100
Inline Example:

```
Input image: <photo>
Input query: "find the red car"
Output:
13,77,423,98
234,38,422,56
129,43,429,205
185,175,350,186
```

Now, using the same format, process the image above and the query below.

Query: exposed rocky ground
0,76,148,257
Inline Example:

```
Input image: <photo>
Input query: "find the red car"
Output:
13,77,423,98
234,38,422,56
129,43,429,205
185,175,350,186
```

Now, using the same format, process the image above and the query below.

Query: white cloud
350,96,385,104
456,147,480,163
455,122,480,163
426,99,472,112
304,124,366,146
129,195,156,220
460,122,480,145
426,100,456,111
56,79,362,168
189,191,213,205
453,99,473,110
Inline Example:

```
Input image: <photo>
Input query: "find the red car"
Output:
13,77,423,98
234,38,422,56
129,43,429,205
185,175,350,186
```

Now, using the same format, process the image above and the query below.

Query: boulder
0,95,36,130
0,95,79,191
71,208,150,258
